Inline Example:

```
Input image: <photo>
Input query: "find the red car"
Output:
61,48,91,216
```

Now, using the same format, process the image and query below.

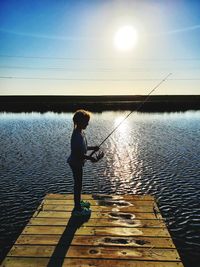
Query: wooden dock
1,194,184,267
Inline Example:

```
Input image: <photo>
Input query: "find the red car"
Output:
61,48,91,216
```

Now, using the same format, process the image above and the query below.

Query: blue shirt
67,129,87,166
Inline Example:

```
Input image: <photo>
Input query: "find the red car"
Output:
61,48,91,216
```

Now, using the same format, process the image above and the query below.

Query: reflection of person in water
67,109,104,216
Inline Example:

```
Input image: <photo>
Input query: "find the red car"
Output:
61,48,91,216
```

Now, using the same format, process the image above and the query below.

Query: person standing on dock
67,109,103,216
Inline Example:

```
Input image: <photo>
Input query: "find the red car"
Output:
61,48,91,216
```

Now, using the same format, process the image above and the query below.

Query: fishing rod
90,73,172,158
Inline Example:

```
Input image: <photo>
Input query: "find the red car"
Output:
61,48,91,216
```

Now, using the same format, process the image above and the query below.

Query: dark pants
69,164,83,210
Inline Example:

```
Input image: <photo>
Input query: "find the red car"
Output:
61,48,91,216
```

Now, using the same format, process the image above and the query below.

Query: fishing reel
93,150,104,162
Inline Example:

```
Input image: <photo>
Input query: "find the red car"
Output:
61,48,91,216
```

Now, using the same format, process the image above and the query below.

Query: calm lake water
0,110,200,266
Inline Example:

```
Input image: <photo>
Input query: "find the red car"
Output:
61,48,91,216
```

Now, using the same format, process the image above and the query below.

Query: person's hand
90,151,104,163
95,151,104,161
90,156,97,163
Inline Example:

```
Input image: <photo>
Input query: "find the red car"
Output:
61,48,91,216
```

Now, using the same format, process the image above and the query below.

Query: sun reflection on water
114,116,129,135
104,115,143,194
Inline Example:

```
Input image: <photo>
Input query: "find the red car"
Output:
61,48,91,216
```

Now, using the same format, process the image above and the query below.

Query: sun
114,25,138,51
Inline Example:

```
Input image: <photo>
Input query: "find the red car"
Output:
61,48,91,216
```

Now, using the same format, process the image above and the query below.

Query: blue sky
0,0,200,95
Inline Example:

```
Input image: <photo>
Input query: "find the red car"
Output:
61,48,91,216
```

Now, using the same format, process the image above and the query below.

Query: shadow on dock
47,213,91,267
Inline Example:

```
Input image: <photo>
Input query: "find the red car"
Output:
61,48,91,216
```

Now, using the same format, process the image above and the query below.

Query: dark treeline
0,95,200,113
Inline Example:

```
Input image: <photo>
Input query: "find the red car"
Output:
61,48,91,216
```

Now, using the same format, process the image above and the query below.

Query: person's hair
73,109,91,128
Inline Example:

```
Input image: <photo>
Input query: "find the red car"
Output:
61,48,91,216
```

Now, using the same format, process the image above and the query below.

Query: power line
1,54,200,61
1,65,200,71
0,76,200,81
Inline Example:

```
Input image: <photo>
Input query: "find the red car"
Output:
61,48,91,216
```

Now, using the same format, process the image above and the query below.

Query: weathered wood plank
22,225,170,237
1,257,184,267
42,199,155,206
8,245,181,261
16,234,175,248
94,227,170,237
28,217,166,228
45,193,155,201
39,204,156,213
33,210,161,219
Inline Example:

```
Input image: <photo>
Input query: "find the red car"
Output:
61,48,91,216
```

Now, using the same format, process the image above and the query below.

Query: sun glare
114,116,128,134
114,25,138,51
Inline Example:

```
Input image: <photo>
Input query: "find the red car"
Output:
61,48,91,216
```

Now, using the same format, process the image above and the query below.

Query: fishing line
90,72,172,157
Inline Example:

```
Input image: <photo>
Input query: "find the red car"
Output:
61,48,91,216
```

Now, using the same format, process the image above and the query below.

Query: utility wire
1,65,200,71
1,54,200,61
0,76,200,81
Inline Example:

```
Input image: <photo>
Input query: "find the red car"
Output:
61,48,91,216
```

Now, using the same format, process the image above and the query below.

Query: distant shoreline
0,95,200,112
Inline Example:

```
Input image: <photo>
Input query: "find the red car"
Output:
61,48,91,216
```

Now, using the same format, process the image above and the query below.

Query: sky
0,0,200,95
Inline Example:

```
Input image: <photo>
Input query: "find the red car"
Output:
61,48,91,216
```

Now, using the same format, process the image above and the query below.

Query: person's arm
87,146,99,151
83,154,97,162
84,150,104,163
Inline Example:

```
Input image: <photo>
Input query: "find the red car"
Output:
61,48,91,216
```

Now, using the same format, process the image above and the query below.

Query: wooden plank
39,204,155,213
42,199,155,206
45,193,155,201
7,245,181,262
1,257,184,267
33,211,161,219
28,217,166,228
22,225,170,237
94,227,170,237
16,234,176,248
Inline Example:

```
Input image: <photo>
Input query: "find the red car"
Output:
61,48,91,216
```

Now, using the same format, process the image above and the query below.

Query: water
0,110,200,266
